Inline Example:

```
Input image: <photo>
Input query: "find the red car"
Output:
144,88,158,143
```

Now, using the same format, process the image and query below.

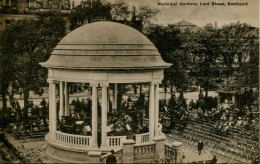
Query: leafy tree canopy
0,15,66,113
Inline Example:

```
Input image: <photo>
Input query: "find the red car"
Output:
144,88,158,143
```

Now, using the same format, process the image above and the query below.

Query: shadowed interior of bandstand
56,82,156,147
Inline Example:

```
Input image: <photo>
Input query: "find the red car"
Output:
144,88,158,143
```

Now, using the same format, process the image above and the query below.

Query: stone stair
167,119,259,163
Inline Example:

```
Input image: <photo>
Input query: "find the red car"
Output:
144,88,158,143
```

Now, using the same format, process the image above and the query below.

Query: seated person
234,117,243,128
218,122,224,131
222,123,230,134
220,114,227,120
204,111,209,117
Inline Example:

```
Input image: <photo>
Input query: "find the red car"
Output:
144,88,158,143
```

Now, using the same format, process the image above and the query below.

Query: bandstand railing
100,148,123,163
135,133,149,144
135,124,165,144
158,123,165,137
134,142,156,161
55,131,92,147
164,142,176,161
106,136,127,147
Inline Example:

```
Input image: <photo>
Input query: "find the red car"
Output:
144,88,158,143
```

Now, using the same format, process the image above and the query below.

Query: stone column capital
47,79,56,84
153,80,161,85
90,83,99,87
100,82,109,87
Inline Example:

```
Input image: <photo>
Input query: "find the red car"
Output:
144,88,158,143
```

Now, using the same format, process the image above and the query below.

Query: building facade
0,0,71,14
0,0,71,30
174,20,199,32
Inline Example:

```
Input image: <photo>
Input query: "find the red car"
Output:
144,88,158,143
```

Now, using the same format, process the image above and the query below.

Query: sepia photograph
0,0,259,163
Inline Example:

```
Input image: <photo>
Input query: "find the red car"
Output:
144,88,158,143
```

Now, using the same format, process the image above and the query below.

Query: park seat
236,152,242,158
227,149,231,154
230,149,236,156
241,153,247,160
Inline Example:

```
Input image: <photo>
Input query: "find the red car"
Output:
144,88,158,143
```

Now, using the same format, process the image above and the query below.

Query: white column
59,81,64,120
149,82,155,141
232,95,235,104
65,82,70,116
101,82,108,148
154,82,159,137
111,87,115,110
90,83,98,148
217,95,220,110
107,88,110,113
49,80,57,139
114,83,117,110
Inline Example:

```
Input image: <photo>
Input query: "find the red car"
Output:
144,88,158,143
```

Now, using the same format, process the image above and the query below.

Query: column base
90,144,98,149
99,145,108,150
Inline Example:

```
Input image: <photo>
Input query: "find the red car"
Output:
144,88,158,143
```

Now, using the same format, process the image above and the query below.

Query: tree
145,24,185,97
219,23,258,74
110,0,130,21
69,1,111,30
111,0,159,31
217,23,259,90
181,28,222,97
167,94,177,128
0,27,17,111
179,23,258,97
0,15,66,119
225,41,259,91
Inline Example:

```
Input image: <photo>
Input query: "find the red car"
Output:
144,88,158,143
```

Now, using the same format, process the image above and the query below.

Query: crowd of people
1,98,49,139
58,95,150,140
159,89,259,138
2,87,258,141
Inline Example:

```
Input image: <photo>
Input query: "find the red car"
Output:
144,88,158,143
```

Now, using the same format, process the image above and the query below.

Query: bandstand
40,21,182,163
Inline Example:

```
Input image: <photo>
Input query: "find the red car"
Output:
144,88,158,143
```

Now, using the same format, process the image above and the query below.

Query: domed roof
40,21,171,70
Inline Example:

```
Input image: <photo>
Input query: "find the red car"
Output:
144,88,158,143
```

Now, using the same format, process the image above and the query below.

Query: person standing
210,155,217,164
106,150,117,164
75,98,81,113
198,140,204,155
40,98,47,109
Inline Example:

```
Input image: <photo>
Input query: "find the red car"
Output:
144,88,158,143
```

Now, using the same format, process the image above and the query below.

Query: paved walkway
181,148,215,163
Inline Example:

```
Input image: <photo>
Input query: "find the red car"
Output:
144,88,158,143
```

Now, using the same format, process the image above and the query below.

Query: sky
72,0,259,27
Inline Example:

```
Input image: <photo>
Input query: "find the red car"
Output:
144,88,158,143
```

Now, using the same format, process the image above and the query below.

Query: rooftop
40,21,171,70
174,20,197,26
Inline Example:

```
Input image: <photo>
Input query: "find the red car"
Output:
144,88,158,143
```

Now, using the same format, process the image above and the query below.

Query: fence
55,131,92,147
